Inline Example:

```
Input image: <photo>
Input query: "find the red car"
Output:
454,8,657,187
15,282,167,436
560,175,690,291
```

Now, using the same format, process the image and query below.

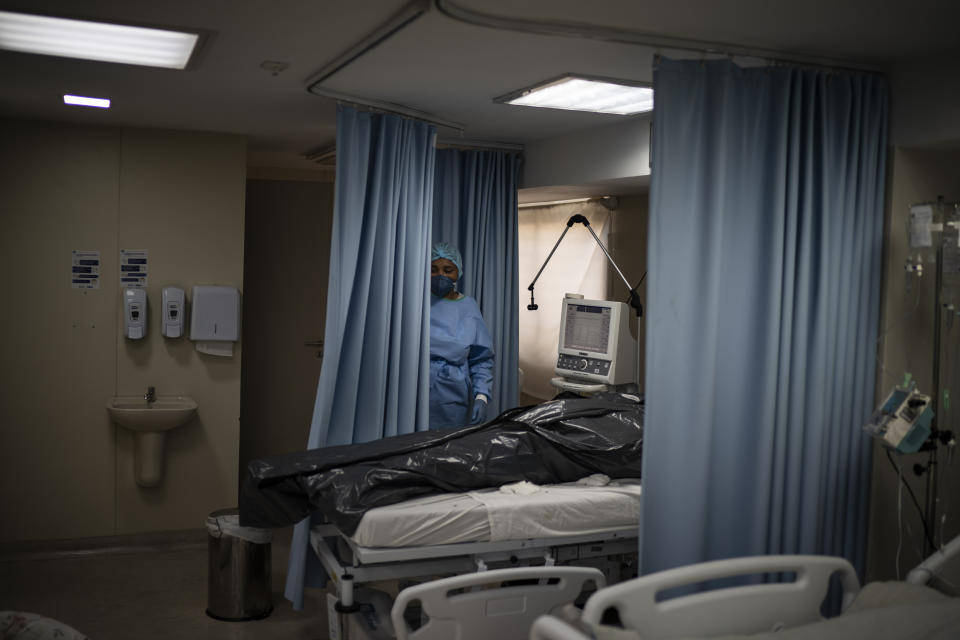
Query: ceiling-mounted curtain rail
436,137,523,152
434,0,881,73
306,0,881,94
306,0,431,87
303,0,883,142
310,86,465,133
303,137,523,164
305,0,462,133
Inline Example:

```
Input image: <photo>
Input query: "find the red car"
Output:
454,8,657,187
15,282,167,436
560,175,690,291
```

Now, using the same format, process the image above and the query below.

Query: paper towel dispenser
189,286,240,356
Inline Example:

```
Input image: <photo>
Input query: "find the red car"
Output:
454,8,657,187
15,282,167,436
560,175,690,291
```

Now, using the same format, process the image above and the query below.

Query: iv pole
909,196,958,556
928,199,944,556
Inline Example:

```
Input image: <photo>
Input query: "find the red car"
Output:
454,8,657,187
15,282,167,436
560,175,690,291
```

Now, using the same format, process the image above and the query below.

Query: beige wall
606,194,649,392
0,119,246,542
867,147,960,581
521,116,651,190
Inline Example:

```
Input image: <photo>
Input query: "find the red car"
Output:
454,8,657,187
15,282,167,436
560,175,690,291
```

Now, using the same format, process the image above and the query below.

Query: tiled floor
0,528,330,639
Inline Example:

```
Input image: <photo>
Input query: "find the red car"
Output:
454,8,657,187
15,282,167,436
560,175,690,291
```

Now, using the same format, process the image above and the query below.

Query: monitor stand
551,377,640,396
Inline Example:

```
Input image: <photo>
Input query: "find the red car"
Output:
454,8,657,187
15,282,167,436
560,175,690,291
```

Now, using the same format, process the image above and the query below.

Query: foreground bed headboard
578,555,860,638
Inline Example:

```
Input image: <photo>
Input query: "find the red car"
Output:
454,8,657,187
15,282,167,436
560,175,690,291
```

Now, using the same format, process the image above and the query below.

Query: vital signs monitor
553,295,637,392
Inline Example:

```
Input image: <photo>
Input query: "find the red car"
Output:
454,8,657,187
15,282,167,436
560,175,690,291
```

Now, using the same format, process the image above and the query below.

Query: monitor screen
562,303,611,354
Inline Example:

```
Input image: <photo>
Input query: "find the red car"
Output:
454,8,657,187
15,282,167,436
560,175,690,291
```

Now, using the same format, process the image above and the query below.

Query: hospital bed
528,542,960,640
317,478,642,640
237,393,645,637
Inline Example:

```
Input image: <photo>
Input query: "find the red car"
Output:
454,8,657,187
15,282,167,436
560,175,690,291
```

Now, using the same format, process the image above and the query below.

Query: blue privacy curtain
433,149,521,415
285,105,436,609
641,59,888,576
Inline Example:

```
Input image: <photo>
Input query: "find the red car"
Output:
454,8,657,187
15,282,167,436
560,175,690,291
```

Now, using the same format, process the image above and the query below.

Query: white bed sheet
350,479,642,548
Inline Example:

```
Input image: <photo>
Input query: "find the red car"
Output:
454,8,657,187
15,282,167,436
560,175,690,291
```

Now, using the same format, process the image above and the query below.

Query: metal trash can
206,508,274,621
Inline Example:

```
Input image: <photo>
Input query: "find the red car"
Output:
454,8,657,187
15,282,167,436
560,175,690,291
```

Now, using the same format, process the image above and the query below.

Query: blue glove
470,395,488,425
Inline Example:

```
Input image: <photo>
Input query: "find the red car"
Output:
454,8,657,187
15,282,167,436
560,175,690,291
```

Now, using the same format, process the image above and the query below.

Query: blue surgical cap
432,242,463,277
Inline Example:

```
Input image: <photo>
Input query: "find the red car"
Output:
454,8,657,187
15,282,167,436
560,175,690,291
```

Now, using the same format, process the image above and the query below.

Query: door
240,178,334,486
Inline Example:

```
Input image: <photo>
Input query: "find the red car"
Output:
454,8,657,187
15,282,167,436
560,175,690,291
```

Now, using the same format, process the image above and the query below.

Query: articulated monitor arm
526,214,644,317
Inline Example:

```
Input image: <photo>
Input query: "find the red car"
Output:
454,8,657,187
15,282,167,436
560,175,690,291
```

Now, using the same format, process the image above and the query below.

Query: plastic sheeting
239,393,643,535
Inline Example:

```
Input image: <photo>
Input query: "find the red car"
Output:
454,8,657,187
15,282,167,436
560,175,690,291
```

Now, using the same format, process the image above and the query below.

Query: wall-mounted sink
107,396,197,432
106,396,198,488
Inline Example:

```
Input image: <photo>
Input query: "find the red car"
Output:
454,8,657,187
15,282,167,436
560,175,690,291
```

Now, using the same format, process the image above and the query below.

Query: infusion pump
552,295,637,393
864,386,934,454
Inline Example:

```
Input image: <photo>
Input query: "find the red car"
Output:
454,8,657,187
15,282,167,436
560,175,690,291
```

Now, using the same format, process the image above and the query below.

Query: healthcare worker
429,242,495,429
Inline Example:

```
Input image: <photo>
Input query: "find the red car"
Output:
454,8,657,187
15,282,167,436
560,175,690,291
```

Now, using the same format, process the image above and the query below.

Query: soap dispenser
161,287,186,338
123,288,147,339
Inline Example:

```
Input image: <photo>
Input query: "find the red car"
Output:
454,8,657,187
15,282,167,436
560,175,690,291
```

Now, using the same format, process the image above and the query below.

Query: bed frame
529,555,860,640
310,523,638,639
530,536,960,640
907,532,960,592
316,529,960,640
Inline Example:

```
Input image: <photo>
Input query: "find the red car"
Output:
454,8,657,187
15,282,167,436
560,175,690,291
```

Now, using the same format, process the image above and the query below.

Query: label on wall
71,250,101,289
120,249,149,288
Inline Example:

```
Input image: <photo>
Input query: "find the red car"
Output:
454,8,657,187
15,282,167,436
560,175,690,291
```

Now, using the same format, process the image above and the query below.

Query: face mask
431,274,455,297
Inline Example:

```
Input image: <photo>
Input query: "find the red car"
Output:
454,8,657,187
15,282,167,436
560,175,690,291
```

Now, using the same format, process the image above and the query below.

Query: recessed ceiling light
0,10,199,69
64,94,110,109
495,74,654,115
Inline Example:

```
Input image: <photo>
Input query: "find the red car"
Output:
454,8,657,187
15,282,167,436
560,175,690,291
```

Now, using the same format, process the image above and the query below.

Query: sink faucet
145,386,156,404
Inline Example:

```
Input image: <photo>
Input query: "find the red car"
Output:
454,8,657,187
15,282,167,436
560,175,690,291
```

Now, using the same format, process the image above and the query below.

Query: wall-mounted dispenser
161,287,186,338
189,285,240,357
123,288,147,339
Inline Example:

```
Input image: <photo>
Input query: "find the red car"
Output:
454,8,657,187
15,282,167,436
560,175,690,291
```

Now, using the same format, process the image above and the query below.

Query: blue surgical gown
429,294,494,430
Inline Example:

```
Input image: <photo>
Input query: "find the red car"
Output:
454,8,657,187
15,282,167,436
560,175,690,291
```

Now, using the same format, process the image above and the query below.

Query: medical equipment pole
580,221,644,318
909,198,960,555
526,214,643,318
526,223,577,310
582,224,629,296
927,214,944,556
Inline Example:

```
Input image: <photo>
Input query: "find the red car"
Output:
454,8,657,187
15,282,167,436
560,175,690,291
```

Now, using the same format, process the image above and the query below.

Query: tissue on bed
500,481,541,495
577,474,611,487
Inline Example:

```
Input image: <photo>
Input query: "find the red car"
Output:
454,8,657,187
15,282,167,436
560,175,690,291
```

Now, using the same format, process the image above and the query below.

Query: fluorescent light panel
0,10,198,69
502,76,653,115
64,94,110,108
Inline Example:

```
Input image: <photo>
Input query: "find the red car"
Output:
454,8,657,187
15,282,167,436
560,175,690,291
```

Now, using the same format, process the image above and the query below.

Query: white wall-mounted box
161,286,186,338
189,285,239,341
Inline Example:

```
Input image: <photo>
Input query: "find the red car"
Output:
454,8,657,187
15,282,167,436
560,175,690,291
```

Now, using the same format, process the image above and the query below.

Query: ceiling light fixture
0,10,199,69
495,74,653,115
64,94,110,109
